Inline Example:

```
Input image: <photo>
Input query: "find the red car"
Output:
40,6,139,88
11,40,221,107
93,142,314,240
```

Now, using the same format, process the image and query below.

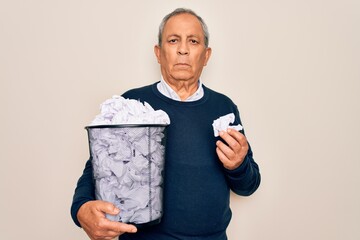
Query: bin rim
85,123,169,129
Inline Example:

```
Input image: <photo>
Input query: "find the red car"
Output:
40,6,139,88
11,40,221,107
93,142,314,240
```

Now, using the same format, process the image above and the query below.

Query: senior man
71,8,261,240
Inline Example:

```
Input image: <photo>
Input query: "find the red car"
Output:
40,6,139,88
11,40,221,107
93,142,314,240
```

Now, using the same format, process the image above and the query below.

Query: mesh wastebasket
85,124,168,227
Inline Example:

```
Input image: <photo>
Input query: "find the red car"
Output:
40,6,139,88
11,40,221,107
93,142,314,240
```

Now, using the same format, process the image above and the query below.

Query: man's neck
163,78,199,101
157,76,204,102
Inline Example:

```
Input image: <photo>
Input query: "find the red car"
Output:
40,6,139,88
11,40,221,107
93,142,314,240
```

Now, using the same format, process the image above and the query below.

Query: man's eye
190,39,199,44
169,39,177,43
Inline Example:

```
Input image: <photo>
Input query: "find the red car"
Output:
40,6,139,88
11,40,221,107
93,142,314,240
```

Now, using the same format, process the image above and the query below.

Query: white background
1,0,359,239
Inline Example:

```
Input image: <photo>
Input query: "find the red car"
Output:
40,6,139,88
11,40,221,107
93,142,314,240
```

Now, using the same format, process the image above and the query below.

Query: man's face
155,13,212,85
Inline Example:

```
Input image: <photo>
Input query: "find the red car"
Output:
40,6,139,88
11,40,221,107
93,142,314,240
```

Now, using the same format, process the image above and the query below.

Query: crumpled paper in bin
90,95,170,125
88,95,169,224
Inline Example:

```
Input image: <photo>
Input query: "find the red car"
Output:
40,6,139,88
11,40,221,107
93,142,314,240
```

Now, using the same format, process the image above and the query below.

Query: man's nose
177,42,189,55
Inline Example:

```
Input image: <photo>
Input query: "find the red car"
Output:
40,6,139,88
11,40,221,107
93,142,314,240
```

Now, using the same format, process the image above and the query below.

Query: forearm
71,158,96,227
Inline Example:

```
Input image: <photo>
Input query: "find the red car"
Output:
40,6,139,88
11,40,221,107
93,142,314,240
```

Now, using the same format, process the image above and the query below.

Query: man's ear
204,47,212,66
154,45,161,64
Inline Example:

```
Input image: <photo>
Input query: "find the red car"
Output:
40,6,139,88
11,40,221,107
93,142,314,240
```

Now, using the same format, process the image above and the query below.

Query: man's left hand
216,128,249,170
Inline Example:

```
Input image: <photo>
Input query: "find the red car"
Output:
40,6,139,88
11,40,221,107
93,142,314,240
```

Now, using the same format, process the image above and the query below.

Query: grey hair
158,8,210,47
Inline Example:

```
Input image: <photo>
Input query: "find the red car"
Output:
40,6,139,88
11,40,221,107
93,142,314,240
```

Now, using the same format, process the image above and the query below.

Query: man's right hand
77,200,137,240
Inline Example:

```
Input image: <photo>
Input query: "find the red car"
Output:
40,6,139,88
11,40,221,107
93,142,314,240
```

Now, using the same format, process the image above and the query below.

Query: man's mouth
175,63,190,67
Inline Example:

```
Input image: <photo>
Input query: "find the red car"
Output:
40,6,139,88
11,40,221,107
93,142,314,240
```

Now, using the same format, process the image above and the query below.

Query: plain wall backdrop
1,0,359,239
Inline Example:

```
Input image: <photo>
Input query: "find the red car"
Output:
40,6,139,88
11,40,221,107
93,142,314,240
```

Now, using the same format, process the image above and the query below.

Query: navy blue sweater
71,83,261,239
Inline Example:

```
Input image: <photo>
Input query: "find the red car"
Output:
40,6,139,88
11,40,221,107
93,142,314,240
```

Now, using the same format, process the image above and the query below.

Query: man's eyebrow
166,34,180,38
187,34,201,39
166,34,201,39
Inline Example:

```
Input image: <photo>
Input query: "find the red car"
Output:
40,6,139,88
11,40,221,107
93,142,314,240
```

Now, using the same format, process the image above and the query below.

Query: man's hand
77,200,137,240
216,128,249,170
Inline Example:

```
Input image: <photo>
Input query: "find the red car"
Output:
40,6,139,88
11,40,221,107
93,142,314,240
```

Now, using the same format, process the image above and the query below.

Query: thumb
97,201,120,216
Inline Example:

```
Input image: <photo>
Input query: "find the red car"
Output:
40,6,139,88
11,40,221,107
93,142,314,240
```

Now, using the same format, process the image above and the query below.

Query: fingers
91,221,137,240
95,202,137,233
96,201,120,216
217,129,247,154
216,129,248,170
108,221,137,234
78,200,137,240
219,128,248,150
216,143,241,170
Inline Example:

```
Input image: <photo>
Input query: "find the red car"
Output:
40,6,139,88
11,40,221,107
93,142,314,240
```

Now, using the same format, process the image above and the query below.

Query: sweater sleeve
70,158,96,227
223,144,261,196
224,104,261,196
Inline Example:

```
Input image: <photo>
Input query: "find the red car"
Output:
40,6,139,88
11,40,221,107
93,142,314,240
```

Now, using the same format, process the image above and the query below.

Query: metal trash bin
85,124,168,227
